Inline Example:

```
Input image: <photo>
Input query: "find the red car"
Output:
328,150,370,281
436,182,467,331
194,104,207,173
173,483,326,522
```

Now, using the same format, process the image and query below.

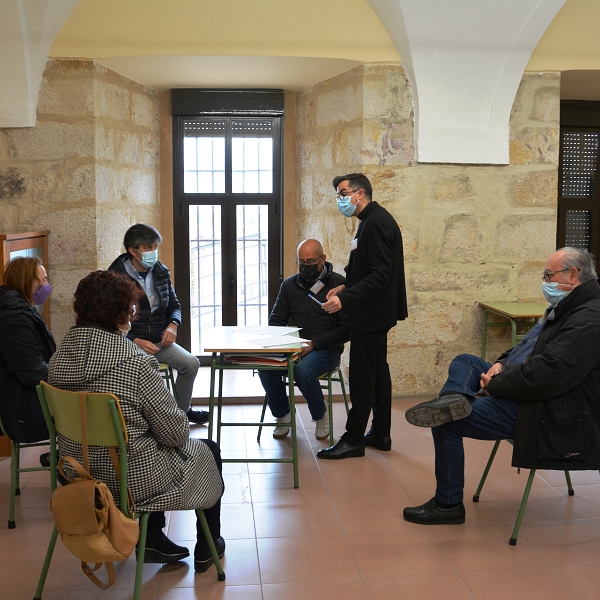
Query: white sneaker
273,413,290,439
314,406,329,440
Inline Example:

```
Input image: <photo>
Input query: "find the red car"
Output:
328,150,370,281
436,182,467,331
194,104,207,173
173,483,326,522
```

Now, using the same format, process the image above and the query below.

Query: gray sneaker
314,406,329,440
273,413,290,439
405,393,472,428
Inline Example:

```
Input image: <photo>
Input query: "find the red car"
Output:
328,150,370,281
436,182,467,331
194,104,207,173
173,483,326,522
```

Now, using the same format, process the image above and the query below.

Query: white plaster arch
0,0,79,128
367,0,566,164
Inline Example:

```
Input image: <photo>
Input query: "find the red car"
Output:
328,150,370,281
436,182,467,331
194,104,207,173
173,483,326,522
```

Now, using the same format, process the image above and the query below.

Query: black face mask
298,264,320,282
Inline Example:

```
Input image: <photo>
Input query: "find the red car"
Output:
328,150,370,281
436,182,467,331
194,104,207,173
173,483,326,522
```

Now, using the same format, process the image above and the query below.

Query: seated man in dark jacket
260,239,349,440
402,247,600,525
109,224,207,424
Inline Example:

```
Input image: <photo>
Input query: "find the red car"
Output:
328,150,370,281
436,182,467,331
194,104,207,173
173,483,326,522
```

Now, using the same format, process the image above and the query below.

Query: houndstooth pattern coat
48,326,223,512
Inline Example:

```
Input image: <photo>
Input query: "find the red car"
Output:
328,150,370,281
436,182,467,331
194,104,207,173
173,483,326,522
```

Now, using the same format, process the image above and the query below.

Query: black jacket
109,254,182,344
0,286,55,442
339,201,408,332
488,278,600,470
269,262,349,353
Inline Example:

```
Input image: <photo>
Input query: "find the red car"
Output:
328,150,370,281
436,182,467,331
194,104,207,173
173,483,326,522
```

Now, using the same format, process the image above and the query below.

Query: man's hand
326,284,346,300
134,338,160,355
321,296,342,314
161,323,178,347
479,362,504,395
301,341,314,357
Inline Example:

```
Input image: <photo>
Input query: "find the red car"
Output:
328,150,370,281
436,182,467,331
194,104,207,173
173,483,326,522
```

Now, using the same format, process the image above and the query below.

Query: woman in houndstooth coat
49,270,225,571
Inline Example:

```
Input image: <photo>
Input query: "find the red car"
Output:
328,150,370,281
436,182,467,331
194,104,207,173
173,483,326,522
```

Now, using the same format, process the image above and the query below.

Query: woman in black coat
0,256,55,442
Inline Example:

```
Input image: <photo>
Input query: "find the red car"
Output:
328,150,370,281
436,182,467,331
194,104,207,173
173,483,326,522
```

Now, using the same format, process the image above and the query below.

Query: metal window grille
561,132,599,198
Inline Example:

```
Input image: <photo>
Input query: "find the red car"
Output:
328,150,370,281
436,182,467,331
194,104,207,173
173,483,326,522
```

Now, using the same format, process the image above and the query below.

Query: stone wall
0,59,160,343
296,65,559,398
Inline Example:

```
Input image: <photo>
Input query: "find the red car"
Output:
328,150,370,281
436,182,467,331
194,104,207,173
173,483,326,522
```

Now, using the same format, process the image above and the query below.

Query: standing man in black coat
109,224,207,424
318,173,408,460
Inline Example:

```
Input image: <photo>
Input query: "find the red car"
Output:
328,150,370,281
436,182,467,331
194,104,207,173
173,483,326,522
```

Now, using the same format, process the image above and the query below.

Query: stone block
494,214,556,262
45,206,97,267
530,86,560,123
142,133,160,169
117,131,142,166
37,76,94,117
65,163,96,203
94,81,130,121
333,126,363,166
132,92,159,130
516,266,546,301
96,122,115,161
49,267,93,306
297,137,319,171
390,301,464,345
363,120,414,166
317,84,362,126
508,169,557,207
432,174,474,204
49,307,76,346
438,215,484,263
363,65,413,123
8,121,95,161
411,267,509,292
509,127,559,165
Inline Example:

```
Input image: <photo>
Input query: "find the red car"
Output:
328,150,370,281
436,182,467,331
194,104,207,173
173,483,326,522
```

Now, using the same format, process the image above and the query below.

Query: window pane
189,205,222,355
236,205,268,326
231,119,274,194
565,209,593,251
184,120,225,194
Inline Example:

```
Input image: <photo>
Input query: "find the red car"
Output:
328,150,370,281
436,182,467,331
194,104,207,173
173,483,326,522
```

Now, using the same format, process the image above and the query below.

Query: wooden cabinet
0,231,50,456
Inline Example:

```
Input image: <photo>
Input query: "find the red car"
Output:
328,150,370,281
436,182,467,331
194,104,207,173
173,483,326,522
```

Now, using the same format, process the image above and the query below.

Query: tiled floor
3,395,600,599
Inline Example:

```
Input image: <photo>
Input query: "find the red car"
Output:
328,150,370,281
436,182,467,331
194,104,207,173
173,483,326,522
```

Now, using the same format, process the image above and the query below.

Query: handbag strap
107,446,136,515
80,562,116,589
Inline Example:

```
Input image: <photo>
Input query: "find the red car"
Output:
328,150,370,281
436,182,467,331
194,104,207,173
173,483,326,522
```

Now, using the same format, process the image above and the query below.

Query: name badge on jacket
310,281,325,294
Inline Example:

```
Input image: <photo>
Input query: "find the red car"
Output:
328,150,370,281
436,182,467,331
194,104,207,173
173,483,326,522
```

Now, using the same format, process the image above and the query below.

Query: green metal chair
257,365,350,445
472,438,573,545
158,362,179,402
33,381,224,600
0,412,50,529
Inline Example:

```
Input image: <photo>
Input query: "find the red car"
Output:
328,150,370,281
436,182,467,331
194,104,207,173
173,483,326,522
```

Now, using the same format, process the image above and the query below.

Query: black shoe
39,452,69,486
403,497,465,525
194,536,226,573
317,440,365,460
405,393,472,428
187,408,210,425
364,430,392,451
139,531,190,563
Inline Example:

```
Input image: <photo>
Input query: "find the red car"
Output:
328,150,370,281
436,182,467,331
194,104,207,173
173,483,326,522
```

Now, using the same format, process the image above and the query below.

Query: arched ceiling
48,0,600,92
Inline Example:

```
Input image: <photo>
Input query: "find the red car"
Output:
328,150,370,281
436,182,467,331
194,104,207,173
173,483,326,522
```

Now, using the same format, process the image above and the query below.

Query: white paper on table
246,335,310,348
235,325,301,337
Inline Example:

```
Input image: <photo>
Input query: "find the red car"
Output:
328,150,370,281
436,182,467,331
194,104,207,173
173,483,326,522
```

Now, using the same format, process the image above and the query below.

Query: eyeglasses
542,268,579,282
295,256,322,267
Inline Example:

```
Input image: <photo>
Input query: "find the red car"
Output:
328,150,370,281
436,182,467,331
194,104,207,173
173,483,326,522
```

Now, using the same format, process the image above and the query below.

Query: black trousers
148,439,222,554
341,328,391,446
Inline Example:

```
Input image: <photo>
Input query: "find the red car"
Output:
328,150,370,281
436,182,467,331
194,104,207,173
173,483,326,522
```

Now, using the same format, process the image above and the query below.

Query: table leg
208,353,217,440
288,355,299,489
217,354,225,447
481,309,489,359
510,318,517,348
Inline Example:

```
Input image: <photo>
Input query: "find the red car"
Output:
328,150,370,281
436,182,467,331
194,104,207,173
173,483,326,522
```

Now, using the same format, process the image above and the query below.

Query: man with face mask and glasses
110,223,207,425
318,173,407,460
402,247,600,525
258,239,349,440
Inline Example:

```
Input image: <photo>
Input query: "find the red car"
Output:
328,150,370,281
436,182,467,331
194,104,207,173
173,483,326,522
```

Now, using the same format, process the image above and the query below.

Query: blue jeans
432,354,519,505
258,349,341,421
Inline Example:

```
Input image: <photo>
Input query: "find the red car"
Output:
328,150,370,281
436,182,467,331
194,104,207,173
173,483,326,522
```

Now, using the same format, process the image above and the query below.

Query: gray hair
559,246,597,282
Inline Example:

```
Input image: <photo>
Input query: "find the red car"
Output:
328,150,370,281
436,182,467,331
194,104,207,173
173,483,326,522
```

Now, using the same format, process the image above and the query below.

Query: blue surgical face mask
336,191,358,217
137,249,158,269
542,282,570,305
